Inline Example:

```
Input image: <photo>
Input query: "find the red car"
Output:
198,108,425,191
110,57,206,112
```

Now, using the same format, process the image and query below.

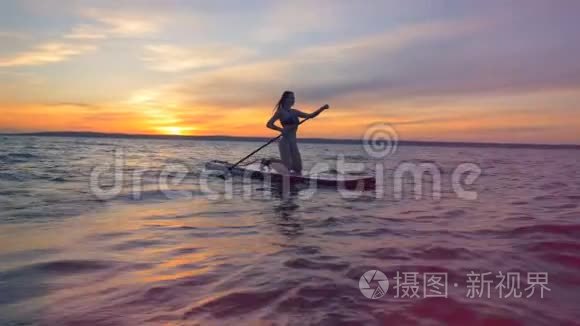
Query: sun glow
157,126,193,135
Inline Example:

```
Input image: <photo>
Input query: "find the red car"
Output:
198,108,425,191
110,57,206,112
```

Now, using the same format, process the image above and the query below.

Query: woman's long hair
274,90,293,112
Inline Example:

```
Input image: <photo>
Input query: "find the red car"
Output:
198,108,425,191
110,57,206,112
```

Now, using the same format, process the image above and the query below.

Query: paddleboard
205,160,375,190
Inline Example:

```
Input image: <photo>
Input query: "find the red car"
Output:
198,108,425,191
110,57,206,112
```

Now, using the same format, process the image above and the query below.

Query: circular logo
359,270,389,299
363,123,399,158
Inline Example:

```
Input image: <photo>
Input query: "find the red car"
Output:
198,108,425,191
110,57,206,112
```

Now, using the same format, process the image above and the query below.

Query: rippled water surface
1,135,579,325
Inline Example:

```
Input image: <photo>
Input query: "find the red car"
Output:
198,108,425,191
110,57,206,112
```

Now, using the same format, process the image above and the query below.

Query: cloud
64,24,108,40
2,7,166,68
82,8,163,38
45,102,98,109
297,20,480,60
0,31,31,40
253,1,343,42
64,7,164,41
0,42,96,67
176,113,226,125
167,9,580,112
153,19,479,108
0,102,154,134
142,44,254,72
2,1,579,142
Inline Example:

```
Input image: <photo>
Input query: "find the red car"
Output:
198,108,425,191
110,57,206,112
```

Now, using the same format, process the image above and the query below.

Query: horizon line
1,130,579,150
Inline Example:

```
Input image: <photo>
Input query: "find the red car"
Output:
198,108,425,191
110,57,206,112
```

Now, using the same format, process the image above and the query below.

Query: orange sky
1,1,579,144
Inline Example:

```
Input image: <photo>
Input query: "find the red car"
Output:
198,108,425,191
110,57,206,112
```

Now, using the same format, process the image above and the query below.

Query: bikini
279,109,299,127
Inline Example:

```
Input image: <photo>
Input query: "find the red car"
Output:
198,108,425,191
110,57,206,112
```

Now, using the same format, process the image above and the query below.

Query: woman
266,91,329,174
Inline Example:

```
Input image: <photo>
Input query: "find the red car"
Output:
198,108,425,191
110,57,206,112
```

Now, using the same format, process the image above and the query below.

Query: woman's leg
287,133,302,174
278,136,293,172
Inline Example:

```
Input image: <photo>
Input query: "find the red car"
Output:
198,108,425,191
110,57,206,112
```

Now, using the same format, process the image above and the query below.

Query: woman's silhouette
266,91,329,174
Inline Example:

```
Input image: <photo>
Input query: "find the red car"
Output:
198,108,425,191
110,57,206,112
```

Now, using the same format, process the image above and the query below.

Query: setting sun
157,126,192,135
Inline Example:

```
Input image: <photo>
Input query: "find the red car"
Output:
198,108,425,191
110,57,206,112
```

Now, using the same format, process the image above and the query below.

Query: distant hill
2,131,579,150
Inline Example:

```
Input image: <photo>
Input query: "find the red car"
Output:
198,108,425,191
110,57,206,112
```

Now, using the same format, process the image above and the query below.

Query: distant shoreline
2,131,579,150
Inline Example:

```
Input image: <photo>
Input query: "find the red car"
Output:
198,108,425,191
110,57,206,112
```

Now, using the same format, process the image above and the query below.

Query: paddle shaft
229,116,313,170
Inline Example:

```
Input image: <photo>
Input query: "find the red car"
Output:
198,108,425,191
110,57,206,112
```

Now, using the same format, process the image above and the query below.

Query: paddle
227,115,314,172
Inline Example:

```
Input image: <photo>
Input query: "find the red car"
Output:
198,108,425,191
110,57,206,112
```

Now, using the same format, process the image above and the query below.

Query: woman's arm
266,111,283,132
293,104,330,119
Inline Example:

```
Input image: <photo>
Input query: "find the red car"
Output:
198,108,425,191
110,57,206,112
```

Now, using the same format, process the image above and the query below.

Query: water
0,135,579,325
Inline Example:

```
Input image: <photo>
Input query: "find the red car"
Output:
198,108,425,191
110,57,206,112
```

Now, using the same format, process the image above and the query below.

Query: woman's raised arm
293,104,329,119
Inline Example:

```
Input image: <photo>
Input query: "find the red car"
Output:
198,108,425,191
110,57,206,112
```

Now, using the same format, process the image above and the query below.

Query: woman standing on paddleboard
266,91,329,174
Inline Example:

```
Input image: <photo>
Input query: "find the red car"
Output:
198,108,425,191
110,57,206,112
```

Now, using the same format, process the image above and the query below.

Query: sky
0,0,579,144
